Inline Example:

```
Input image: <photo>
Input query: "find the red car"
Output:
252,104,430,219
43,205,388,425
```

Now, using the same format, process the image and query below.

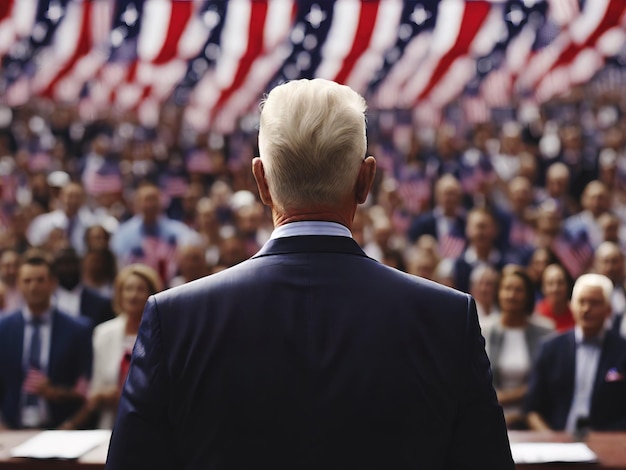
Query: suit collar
253,235,368,259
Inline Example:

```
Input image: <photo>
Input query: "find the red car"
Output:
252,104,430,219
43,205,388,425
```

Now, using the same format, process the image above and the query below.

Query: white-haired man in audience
525,273,626,432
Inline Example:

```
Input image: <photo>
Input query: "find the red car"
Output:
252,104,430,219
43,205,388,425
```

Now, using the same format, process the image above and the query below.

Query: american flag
1,0,625,130
439,232,466,259
551,233,593,279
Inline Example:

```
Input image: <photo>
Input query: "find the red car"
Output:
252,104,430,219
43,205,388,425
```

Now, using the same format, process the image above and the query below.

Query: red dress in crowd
535,299,576,332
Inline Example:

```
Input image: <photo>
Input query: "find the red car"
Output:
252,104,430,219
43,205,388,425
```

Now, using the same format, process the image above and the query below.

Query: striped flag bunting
1,0,625,131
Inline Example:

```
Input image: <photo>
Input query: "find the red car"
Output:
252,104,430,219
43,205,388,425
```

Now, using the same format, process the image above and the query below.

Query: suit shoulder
93,316,125,337
53,309,92,334
0,311,22,331
539,330,573,352
374,262,471,304
82,286,109,302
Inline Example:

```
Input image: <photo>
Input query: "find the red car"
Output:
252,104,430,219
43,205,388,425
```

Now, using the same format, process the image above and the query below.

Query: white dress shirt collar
21,305,53,325
270,221,352,240
574,326,605,346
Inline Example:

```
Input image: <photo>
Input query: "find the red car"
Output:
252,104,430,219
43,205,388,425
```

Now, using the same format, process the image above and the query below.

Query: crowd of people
0,77,626,434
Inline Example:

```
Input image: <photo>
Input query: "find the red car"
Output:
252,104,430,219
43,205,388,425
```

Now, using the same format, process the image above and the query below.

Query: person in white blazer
62,264,162,429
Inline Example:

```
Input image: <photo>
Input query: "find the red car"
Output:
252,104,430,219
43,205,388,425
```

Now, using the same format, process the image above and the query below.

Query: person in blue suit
106,79,513,470
0,252,92,429
524,273,626,432
52,247,115,328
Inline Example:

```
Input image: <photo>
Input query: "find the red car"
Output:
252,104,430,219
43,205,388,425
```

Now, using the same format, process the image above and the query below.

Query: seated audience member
525,246,559,302
82,249,117,298
453,207,507,293
66,264,162,429
169,244,211,288
84,225,111,251
406,235,440,281
407,174,466,259
597,212,624,248
433,258,456,288
380,247,407,271
0,253,92,429
503,176,537,259
534,199,593,279
195,197,221,267
535,264,575,332
525,274,626,432
563,180,611,250
483,267,553,428
26,182,95,255
536,162,578,218
52,248,114,327
0,249,23,313
110,182,198,285
469,265,500,330
592,241,626,319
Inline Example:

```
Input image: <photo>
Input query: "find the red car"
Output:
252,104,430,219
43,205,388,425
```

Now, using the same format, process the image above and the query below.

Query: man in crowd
51,247,114,327
0,249,23,315
453,207,507,293
524,273,626,431
26,181,94,255
0,253,92,429
407,173,466,258
111,182,199,285
106,79,513,469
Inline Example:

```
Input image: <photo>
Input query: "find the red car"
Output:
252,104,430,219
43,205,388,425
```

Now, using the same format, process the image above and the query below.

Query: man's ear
355,156,376,204
252,158,273,206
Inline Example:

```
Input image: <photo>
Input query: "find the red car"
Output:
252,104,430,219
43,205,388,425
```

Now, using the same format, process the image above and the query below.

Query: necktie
29,318,42,369
25,318,43,407
66,216,76,243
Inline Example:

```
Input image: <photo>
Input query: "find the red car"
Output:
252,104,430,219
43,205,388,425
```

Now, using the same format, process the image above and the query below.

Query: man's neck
273,207,354,231
29,303,51,317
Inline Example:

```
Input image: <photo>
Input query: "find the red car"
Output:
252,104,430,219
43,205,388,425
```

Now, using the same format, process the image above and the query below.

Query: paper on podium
510,442,598,464
10,430,111,460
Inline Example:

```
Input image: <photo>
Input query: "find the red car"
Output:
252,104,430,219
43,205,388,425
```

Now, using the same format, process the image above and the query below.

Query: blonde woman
62,264,162,429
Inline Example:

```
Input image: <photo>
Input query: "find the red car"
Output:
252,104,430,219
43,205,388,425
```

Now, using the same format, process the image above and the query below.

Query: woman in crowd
534,263,575,332
82,248,117,298
483,266,553,428
63,264,162,429
468,264,500,330
525,246,558,302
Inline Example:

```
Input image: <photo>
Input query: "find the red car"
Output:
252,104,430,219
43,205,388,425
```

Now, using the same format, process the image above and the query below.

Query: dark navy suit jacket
524,330,626,431
0,309,93,428
106,236,513,470
407,210,466,244
80,287,115,327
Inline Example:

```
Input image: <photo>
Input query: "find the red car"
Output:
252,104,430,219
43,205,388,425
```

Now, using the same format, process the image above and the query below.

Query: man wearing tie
525,273,626,431
0,252,92,429
106,79,513,469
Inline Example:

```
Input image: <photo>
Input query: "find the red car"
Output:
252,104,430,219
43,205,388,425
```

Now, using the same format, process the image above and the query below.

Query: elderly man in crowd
524,273,626,432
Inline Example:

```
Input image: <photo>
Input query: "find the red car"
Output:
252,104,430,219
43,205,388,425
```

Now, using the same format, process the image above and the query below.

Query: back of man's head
258,79,367,211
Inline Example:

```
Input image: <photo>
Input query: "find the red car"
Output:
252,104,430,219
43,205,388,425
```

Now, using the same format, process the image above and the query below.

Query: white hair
258,79,367,211
572,273,614,305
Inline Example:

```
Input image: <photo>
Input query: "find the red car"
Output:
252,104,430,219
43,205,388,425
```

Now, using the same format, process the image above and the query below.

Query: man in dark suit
525,273,626,432
106,79,513,469
0,253,92,429
407,173,467,257
52,247,114,327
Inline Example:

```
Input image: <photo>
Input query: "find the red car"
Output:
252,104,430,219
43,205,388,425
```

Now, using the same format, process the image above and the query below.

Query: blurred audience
483,267,553,429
